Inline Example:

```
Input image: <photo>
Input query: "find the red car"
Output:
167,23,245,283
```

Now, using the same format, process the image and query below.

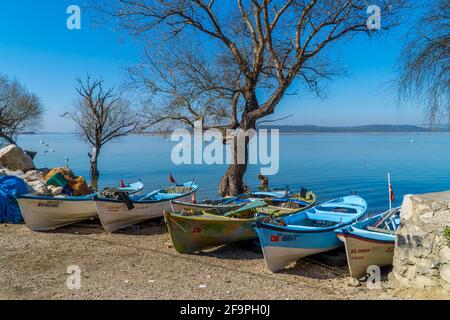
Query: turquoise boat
255,195,367,272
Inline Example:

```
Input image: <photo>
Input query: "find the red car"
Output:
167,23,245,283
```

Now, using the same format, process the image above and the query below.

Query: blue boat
335,207,401,278
255,195,367,272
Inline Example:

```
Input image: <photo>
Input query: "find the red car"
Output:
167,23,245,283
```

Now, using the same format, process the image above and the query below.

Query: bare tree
0,74,43,145
69,76,140,189
96,0,405,196
398,0,449,127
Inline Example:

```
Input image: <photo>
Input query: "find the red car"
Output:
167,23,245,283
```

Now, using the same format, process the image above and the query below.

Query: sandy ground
0,220,448,300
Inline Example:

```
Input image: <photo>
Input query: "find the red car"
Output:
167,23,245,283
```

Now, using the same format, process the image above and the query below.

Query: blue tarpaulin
0,176,28,223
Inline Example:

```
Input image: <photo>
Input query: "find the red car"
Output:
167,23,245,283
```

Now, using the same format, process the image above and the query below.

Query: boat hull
257,227,342,272
96,193,193,232
337,233,395,279
164,212,256,253
17,197,97,231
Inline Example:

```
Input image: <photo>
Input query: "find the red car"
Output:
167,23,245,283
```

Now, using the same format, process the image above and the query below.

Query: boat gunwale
336,231,395,244
18,194,95,202
170,199,241,209
255,218,361,234
166,211,257,223
94,183,198,204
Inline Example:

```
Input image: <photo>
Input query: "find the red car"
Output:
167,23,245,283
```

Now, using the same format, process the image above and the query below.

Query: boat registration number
37,201,61,208
270,234,298,242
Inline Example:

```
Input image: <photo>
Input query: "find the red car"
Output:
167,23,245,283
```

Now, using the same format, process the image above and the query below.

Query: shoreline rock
390,192,450,292
0,145,35,172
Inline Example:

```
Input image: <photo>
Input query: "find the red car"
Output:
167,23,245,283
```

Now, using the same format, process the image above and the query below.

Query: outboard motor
300,187,308,199
101,187,134,211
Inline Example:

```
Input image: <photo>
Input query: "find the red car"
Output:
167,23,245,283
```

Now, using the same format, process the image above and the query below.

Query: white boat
17,181,144,231
95,181,198,232
335,207,401,279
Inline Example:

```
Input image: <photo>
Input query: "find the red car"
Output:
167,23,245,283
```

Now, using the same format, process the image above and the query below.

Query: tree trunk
90,146,100,191
0,133,16,145
218,162,248,196
218,118,255,196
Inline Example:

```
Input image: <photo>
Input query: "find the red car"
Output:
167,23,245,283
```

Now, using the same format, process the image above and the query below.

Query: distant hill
257,124,447,133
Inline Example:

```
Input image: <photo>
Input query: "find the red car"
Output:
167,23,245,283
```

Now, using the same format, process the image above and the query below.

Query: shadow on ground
46,217,168,236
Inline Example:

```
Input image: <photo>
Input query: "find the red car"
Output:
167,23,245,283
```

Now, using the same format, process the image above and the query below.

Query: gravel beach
0,220,447,300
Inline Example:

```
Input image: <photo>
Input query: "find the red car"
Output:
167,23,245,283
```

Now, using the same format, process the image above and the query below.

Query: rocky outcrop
0,145,35,172
390,192,450,293
0,145,55,196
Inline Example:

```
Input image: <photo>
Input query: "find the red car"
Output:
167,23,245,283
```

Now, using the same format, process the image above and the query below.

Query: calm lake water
17,132,450,213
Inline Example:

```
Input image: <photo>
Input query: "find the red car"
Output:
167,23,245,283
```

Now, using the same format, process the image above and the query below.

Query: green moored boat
164,193,316,253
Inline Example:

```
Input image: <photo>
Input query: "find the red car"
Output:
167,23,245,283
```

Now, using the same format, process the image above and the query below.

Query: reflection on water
18,132,450,213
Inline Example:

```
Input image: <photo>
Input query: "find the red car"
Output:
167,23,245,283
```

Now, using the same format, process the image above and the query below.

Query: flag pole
388,172,392,210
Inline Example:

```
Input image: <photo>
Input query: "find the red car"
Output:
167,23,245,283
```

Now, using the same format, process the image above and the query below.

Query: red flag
169,173,176,184
389,183,394,202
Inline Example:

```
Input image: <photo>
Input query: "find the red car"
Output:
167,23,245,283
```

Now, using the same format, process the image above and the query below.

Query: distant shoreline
20,131,450,136
21,124,449,136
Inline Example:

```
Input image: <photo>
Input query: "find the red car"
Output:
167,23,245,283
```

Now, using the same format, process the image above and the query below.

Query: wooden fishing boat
95,181,198,233
171,189,316,213
255,195,367,272
165,194,316,254
17,181,144,231
335,207,401,279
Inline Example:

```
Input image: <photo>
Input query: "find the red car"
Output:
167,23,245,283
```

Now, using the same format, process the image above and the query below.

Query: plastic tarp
0,176,28,223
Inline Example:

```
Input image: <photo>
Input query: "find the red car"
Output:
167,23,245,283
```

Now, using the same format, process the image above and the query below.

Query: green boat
164,194,316,254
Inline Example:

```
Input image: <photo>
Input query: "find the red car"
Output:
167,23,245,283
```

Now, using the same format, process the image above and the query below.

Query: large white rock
0,145,36,172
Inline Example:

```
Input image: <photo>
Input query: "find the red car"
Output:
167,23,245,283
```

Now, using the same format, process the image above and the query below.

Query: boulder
0,145,35,172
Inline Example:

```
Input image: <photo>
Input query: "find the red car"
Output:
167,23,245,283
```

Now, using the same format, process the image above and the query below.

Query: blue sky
0,1,425,132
